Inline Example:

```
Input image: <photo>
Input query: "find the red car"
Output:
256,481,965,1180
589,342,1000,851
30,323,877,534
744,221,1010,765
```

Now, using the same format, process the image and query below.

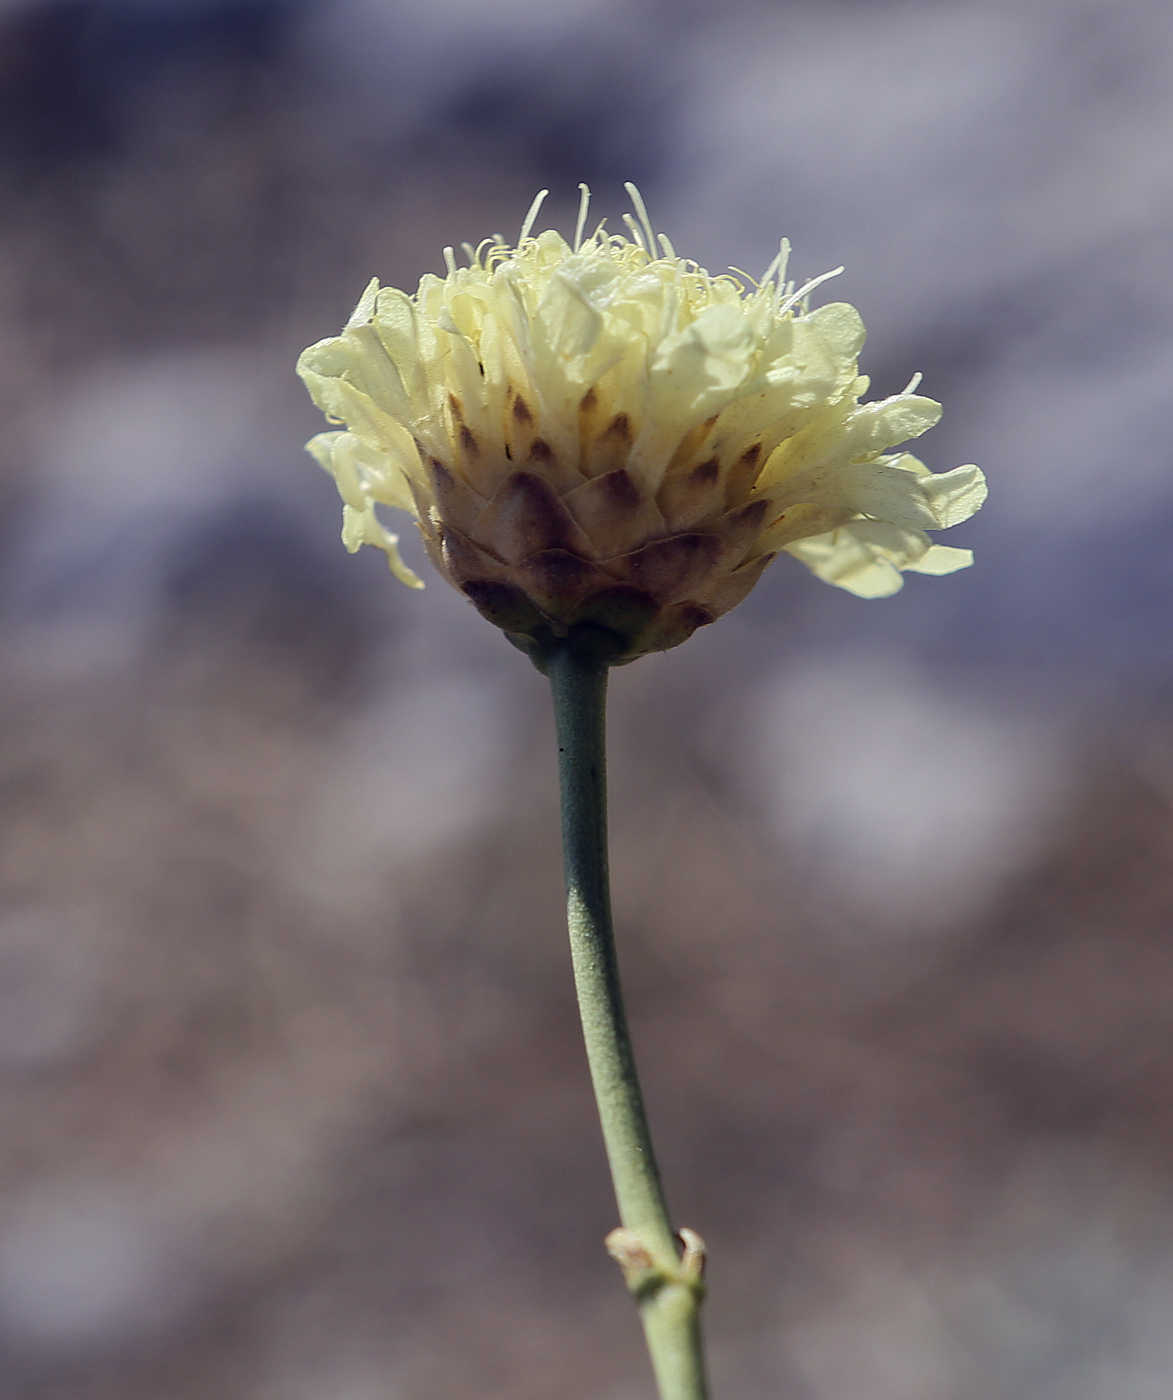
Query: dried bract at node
297,186,986,663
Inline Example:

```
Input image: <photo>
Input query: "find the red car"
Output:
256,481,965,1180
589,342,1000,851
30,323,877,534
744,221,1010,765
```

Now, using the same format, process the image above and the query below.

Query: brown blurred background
2,1,1173,1396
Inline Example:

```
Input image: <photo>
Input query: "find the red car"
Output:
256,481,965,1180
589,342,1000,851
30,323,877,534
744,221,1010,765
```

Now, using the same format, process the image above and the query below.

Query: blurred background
1,0,1172,1395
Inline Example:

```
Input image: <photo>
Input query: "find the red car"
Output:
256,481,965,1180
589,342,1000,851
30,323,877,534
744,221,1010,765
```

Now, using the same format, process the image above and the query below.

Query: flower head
297,186,986,663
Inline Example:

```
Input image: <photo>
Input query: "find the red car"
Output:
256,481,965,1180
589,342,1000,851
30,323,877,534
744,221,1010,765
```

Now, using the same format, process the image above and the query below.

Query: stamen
728,266,761,289
902,372,924,395
622,212,646,252
760,238,791,289
574,183,591,252
519,189,549,245
461,241,476,264
625,182,657,261
779,265,844,315
443,246,458,275
657,232,677,259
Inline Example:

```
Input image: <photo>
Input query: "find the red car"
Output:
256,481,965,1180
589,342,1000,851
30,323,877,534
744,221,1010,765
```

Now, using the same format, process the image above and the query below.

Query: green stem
547,635,709,1400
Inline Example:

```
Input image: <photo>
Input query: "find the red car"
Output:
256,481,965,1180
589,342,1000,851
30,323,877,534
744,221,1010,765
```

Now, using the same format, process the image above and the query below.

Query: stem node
606,1226,708,1304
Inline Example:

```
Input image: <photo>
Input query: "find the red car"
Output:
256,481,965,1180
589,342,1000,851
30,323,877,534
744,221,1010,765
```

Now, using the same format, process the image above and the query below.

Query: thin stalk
547,637,709,1400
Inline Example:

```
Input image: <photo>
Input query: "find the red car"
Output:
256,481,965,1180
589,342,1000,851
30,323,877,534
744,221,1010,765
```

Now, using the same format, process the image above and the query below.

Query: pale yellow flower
297,186,986,661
